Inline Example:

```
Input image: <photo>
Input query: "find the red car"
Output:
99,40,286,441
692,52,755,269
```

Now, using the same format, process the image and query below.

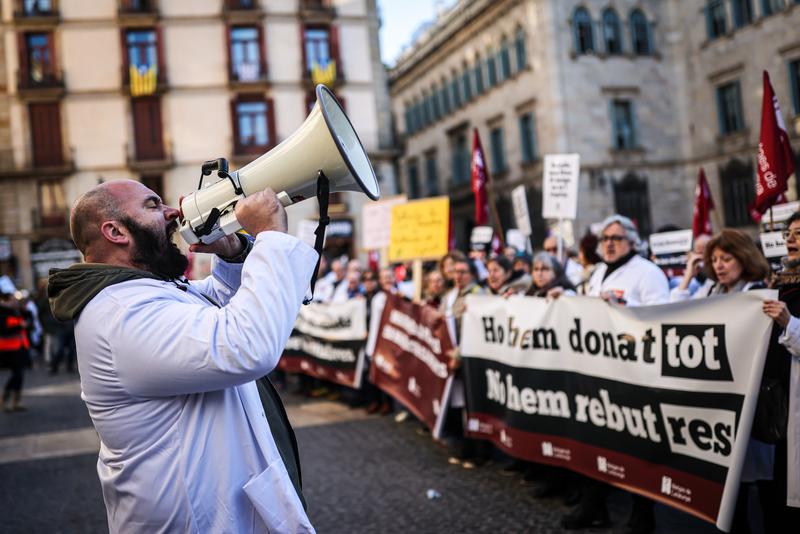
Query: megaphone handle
303,171,331,305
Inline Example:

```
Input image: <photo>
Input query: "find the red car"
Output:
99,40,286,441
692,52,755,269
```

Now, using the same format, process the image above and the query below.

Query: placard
649,229,693,276
361,195,407,250
388,196,450,262
511,185,532,237
542,154,580,220
470,226,494,246
760,231,787,258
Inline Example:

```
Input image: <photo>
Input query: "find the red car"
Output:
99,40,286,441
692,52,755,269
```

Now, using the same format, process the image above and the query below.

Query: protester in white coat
47,180,316,533
564,214,668,533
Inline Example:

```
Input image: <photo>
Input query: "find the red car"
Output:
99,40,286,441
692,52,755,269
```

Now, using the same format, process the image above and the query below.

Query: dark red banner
370,294,454,434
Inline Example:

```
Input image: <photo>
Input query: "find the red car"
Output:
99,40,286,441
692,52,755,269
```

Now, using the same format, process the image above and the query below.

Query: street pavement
1,367,729,533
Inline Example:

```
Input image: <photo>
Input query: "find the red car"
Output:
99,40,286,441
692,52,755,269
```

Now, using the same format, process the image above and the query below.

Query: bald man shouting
48,180,316,533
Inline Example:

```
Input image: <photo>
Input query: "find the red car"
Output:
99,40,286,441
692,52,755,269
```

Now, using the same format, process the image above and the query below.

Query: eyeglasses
600,235,627,243
782,229,800,241
453,269,470,275
544,247,558,253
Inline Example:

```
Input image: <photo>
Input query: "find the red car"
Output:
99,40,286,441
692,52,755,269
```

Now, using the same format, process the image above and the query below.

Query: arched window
514,27,527,70
602,9,623,55
613,173,651,235
499,36,511,80
630,9,651,55
573,7,594,54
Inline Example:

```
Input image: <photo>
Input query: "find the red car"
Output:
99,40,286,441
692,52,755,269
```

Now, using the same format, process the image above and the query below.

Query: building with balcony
389,0,800,248
0,0,397,289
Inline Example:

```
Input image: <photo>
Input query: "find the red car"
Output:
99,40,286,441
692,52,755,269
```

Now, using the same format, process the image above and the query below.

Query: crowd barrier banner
371,294,454,438
460,292,775,532
281,299,367,388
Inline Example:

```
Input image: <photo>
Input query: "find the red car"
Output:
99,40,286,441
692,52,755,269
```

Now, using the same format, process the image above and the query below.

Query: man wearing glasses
563,214,669,532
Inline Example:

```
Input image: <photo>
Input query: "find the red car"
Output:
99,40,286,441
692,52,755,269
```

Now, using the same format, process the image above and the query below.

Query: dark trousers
3,361,24,400
49,330,75,372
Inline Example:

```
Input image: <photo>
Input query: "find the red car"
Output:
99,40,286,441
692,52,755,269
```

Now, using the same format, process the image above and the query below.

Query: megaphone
179,84,381,245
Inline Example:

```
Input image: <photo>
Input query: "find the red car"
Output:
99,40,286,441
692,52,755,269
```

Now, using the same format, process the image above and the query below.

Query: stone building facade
389,0,800,249
0,0,396,289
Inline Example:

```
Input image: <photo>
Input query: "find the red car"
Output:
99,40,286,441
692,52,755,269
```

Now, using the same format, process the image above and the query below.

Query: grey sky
378,0,456,67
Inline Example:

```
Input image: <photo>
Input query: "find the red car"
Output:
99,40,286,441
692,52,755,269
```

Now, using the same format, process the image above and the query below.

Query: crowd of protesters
287,212,800,534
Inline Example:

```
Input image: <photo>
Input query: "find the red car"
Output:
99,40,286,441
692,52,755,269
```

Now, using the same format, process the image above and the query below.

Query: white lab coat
75,232,318,533
777,316,800,507
586,254,669,306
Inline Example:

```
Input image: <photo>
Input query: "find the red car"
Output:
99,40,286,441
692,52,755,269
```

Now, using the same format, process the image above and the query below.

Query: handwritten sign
361,195,407,250
542,154,580,220
511,185,532,237
388,196,450,262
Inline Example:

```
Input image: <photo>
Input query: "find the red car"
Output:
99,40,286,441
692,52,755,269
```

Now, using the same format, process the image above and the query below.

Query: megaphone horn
179,84,381,245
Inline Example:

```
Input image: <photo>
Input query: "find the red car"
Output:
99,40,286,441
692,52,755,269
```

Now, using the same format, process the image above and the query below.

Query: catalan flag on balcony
311,60,336,88
130,64,157,96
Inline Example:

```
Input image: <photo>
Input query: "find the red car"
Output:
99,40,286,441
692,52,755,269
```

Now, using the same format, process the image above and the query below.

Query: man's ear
99,221,130,246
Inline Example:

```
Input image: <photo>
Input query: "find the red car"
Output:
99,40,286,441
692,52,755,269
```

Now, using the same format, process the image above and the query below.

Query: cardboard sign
649,229,693,275
766,201,800,224
649,230,693,255
388,196,450,262
506,229,529,253
361,195,407,250
760,231,787,258
511,185,532,237
470,226,494,246
542,154,580,220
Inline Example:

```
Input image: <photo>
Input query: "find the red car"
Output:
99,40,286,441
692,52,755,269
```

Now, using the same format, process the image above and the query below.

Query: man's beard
121,217,189,279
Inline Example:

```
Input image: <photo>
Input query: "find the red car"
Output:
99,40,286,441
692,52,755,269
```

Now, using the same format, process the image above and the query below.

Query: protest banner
649,229,693,277
281,299,367,388
370,294,454,438
460,292,775,532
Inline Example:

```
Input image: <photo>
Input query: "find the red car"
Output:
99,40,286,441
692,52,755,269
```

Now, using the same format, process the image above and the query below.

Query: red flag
692,168,715,237
470,128,490,226
751,70,795,219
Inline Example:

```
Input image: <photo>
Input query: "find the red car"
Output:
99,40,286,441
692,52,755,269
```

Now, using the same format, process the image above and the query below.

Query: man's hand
235,189,288,236
189,233,242,256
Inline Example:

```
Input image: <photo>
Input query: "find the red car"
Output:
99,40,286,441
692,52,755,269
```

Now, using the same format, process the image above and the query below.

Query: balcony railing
122,65,167,95
32,206,69,231
16,68,65,95
229,62,268,86
0,147,74,177
126,141,173,171
13,0,59,23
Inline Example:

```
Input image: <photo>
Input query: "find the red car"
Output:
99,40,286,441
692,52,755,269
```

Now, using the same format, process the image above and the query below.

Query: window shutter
225,24,232,80
299,23,308,75
258,24,268,79
330,24,341,77
266,96,277,149
230,99,241,154
17,32,28,85
156,26,166,84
